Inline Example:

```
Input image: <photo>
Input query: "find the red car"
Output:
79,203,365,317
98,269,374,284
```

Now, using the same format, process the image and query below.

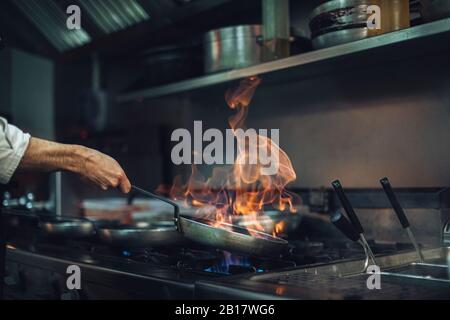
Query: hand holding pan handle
130,186,181,232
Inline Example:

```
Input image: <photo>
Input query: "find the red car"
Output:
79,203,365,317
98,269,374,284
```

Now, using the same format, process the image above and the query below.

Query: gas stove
2,187,448,299
105,239,414,276
3,229,419,300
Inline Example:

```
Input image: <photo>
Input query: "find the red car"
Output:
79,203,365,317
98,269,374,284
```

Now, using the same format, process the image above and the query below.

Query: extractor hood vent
78,0,150,34
13,0,91,52
11,0,150,52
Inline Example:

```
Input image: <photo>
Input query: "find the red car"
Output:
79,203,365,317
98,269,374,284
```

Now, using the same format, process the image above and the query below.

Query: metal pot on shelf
203,25,265,74
203,24,310,74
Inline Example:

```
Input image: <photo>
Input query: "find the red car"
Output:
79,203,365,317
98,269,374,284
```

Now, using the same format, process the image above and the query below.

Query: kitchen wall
11,49,54,139
246,54,450,189
0,49,11,117
0,48,54,139
49,45,450,248
28,0,448,244
50,0,449,191
137,50,450,189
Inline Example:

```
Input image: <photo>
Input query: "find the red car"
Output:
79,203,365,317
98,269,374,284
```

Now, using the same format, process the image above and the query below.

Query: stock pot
203,25,264,73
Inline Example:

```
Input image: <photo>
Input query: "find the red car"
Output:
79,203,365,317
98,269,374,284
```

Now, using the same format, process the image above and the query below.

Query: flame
273,221,286,237
160,76,300,237
275,286,286,296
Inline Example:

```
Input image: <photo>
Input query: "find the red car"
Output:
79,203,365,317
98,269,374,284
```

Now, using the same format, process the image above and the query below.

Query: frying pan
95,187,185,247
39,216,96,239
178,217,289,257
96,221,184,248
131,186,289,258
1,210,95,240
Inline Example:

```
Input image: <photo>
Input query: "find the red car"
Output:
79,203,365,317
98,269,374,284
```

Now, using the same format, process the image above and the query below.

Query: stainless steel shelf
118,18,450,103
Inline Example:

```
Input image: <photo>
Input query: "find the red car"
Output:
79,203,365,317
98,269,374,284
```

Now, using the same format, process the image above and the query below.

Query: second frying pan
96,221,184,248
39,216,95,239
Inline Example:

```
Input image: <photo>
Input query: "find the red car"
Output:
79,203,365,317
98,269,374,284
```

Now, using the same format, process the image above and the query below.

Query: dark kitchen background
1,2,448,202
0,0,449,300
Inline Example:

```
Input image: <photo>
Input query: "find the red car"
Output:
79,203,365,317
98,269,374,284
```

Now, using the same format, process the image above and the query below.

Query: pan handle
331,180,364,234
130,186,182,232
379,177,410,228
330,211,360,242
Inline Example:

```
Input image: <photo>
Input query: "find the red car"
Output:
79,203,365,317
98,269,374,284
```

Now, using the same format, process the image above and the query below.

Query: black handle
330,211,360,242
331,180,364,234
379,177,410,228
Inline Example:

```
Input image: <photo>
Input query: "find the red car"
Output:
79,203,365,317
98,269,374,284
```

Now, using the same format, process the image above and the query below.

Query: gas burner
175,250,297,276
15,227,419,280
183,251,258,275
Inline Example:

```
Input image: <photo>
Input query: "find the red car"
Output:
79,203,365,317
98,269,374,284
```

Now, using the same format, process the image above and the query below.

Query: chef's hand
79,147,131,193
18,137,132,193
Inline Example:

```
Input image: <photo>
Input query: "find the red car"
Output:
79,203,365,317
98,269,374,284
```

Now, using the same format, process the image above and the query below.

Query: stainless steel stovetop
5,232,448,300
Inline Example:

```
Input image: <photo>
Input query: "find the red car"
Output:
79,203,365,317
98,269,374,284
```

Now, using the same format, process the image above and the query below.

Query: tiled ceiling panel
13,0,91,52
78,0,150,34
11,0,150,52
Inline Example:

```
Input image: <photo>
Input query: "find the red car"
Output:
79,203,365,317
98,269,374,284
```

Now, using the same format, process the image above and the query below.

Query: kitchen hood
0,0,233,55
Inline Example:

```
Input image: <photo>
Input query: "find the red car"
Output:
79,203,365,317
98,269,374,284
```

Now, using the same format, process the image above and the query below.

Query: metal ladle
380,177,425,262
332,180,377,265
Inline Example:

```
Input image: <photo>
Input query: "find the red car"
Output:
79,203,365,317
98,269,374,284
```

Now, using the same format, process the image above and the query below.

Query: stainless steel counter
196,247,450,299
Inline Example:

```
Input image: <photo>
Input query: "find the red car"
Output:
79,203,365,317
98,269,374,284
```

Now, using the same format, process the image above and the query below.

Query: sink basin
382,263,450,283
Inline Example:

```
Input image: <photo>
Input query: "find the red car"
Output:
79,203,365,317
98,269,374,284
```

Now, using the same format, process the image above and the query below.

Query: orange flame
159,76,299,237
273,221,286,237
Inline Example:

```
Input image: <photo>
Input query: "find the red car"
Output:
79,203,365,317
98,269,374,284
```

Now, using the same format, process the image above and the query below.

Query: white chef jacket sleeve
0,117,31,184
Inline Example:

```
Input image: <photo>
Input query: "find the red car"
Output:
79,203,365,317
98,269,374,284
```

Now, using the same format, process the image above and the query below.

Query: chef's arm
0,117,130,193
18,137,131,193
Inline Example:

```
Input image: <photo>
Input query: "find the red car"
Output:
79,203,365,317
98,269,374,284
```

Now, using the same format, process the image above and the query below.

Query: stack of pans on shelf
309,0,410,49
